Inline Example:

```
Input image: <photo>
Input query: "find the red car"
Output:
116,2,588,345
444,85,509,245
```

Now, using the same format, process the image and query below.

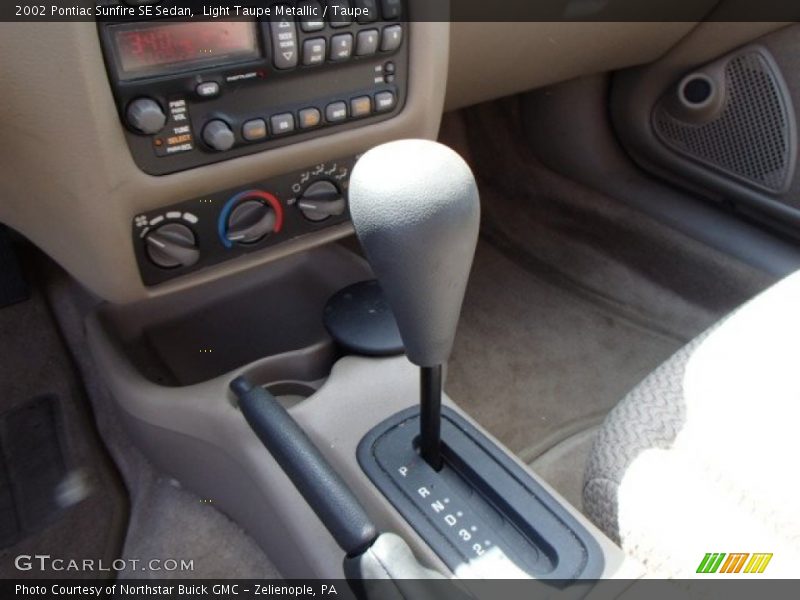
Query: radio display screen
110,21,261,79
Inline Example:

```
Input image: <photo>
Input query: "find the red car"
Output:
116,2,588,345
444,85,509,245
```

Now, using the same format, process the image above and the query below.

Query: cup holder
265,381,321,408
98,245,374,388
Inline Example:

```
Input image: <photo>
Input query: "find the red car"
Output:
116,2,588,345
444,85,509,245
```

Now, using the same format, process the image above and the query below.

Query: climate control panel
133,156,357,285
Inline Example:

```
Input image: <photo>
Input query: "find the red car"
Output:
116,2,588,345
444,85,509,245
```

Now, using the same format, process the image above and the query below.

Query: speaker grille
654,52,793,193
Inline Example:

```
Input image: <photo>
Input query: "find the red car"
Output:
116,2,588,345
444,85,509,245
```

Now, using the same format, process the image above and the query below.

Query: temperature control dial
144,222,199,269
220,190,284,247
297,180,347,222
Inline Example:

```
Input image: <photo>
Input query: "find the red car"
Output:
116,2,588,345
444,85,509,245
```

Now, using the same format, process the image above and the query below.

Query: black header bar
3,1,800,23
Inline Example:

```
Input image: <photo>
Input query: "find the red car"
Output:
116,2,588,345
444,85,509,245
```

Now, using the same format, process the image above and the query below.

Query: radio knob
144,223,200,269
126,98,167,135
297,180,347,222
202,119,235,152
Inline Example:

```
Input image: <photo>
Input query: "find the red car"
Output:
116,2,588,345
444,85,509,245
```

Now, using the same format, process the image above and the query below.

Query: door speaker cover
654,49,795,194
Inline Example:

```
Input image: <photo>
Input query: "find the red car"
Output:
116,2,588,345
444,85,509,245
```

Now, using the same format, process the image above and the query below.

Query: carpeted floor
1,248,279,579
440,102,775,510
446,241,680,462
43,262,283,580
0,258,127,579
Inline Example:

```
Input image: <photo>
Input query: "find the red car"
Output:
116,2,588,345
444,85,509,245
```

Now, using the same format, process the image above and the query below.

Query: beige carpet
440,102,774,510
446,242,681,461
0,269,127,579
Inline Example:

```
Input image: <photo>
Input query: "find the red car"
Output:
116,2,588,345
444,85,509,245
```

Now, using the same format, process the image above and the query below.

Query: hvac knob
127,98,167,135
144,223,200,269
297,181,347,222
202,119,235,152
222,191,284,246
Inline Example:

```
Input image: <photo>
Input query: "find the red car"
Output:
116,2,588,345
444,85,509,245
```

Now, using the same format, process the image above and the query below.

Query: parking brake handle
230,376,377,557
232,376,454,591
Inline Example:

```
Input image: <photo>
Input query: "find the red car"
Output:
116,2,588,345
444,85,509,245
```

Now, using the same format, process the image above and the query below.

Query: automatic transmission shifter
348,140,480,469
349,141,604,580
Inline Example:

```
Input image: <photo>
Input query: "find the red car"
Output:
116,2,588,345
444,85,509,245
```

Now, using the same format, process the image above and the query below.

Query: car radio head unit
98,1,408,176
109,20,262,80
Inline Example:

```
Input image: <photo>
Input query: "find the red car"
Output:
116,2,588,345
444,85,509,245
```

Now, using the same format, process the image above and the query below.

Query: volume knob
202,119,235,152
126,98,167,135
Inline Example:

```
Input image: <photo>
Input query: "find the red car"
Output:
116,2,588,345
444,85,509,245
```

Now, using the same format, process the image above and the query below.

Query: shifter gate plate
357,407,604,582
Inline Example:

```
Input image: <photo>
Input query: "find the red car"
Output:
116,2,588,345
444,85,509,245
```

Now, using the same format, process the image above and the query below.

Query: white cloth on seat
584,271,800,578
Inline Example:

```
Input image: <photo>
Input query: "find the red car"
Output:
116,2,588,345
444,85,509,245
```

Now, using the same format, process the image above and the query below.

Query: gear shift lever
234,144,599,581
348,140,480,469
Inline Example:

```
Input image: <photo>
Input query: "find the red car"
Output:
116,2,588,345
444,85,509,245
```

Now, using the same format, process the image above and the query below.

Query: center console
86,259,635,581
84,140,641,584
96,3,410,287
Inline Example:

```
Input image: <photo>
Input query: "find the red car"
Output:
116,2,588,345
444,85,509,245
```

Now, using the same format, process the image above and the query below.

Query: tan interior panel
445,22,698,111
0,20,449,303
0,16,790,305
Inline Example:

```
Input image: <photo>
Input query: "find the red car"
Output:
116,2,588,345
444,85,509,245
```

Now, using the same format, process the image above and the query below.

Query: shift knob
349,140,480,367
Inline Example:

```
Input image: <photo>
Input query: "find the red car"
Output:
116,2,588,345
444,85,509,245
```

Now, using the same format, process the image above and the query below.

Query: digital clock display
111,21,261,79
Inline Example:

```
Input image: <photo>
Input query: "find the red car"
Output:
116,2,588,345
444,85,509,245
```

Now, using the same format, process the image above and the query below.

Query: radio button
298,1,325,31
350,96,372,119
375,91,396,112
299,108,322,129
303,38,327,66
242,119,268,141
356,29,380,56
326,102,348,123
380,0,402,20
330,33,354,62
381,25,403,52
270,113,296,135
270,14,299,69
196,81,220,98
355,0,379,23
329,1,353,27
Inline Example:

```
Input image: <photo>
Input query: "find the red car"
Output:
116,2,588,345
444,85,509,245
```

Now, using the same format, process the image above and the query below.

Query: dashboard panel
134,155,359,286
93,5,409,288
0,11,447,303
0,12,736,304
